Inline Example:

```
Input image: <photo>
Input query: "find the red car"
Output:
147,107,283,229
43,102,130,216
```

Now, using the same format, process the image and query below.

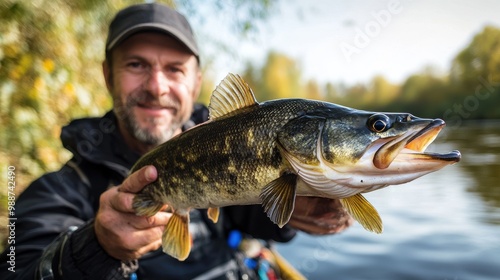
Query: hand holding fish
289,197,353,235
94,165,171,261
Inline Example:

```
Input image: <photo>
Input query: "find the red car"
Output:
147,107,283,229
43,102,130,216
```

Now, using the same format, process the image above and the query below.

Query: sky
195,0,500,85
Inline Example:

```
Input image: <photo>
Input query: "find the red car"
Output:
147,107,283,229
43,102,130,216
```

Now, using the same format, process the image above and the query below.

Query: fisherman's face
104,32,201,152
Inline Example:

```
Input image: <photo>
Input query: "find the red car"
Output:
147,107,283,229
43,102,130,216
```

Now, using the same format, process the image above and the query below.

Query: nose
145,68,169,97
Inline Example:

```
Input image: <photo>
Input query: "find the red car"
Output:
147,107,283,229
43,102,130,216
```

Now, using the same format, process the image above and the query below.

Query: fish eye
367,113,391,133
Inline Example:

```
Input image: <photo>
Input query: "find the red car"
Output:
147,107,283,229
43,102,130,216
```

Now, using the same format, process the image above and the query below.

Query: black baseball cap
106,3,199,58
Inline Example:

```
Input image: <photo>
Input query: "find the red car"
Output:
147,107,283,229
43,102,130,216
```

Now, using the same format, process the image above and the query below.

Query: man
0,3,351,279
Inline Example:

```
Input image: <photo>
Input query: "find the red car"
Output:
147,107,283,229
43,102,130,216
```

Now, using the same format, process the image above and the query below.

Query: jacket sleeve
0,163,122,279
55,220,125,280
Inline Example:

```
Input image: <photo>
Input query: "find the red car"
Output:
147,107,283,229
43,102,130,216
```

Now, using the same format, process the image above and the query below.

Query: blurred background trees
2,0,116,183
451,26,500,89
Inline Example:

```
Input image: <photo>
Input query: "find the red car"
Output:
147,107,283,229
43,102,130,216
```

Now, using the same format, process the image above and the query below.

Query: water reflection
446,121,500,214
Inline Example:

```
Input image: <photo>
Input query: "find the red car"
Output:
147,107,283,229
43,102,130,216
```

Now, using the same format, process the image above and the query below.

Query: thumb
119,165,157,193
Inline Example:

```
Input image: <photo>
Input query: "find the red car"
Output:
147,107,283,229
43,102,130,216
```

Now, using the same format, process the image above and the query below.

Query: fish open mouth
373,119,461,169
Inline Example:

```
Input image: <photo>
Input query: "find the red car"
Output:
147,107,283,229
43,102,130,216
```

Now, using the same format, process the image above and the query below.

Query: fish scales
131,73,461,261
132,98,324,209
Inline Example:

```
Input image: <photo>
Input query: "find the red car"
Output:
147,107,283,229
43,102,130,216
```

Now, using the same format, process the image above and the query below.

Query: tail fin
132,192,164,217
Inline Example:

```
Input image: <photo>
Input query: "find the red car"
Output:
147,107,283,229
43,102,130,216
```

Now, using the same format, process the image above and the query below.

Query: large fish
132,73,461,261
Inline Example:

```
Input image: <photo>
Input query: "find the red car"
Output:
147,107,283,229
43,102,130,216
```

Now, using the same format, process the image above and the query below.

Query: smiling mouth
138,103,166,109
373,119,461,169
136,103,178,114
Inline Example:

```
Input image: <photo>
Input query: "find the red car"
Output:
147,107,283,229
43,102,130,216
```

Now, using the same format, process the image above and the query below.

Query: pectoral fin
260,173,297,228
162,209,191,261
207,207,220,223
340,194,383,234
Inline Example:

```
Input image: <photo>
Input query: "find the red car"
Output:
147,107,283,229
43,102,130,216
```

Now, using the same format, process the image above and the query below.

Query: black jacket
0,106,296,280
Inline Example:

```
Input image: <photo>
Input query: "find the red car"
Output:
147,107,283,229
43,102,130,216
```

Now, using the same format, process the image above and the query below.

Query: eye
126,61,148,73
168,66,182,73
373,119,386,131
367,113,391,133
165,65,186,80
128,62,142,68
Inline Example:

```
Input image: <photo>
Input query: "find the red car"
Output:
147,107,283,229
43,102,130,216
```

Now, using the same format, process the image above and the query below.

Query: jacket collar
61,111,140,177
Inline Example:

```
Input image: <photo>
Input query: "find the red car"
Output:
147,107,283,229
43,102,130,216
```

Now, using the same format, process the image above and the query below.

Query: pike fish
131,73,461,261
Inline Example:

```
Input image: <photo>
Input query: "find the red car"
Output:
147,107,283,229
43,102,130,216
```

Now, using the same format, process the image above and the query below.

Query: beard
113,87,188,147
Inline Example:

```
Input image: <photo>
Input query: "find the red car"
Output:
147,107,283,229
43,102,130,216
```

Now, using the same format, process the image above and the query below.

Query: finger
107,227,164,261
108,188,168,215
288,218,320,234
289,212,353,235
131,239,163,261
139,239,163,254
119,165,157,194
109,190,170,216
107,187,137,213
288,217,338,235
127,211,171,230
294,196,345,217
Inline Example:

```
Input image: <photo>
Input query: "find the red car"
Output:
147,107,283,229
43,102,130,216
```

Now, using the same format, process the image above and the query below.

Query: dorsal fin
208,73,258,119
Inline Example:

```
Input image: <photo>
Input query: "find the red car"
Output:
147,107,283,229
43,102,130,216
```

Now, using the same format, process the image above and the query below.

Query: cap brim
106,23,199,56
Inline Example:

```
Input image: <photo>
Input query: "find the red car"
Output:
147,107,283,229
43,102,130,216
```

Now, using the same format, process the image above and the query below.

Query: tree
451,25,500,88
369,75,399,108
1,0,131,186
304,79,322,100
260,51,303,100
324,82,339,102
241,62,263,100
395,71,450,116
337,83,369,108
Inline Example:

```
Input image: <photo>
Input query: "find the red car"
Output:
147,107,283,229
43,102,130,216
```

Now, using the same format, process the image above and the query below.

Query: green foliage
0,0,128,189
242,51,304,101
179,0,275,37
198,78,216,106
451,25,500,88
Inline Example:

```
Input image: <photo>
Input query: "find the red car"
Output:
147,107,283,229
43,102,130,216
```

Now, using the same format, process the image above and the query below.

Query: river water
277,121,500,280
